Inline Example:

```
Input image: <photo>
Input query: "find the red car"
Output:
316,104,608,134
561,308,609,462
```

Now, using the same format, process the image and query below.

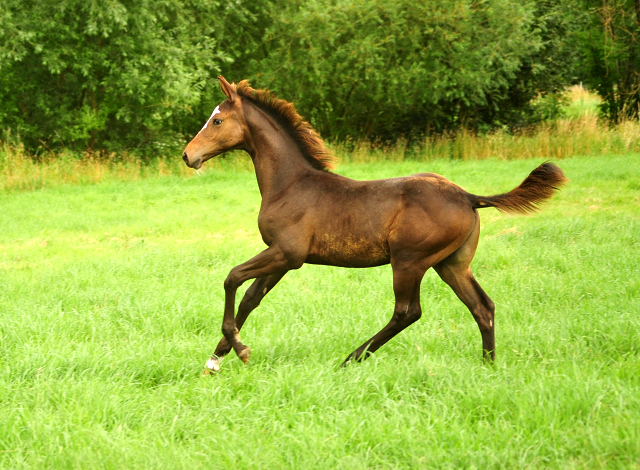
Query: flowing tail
467,162,567,214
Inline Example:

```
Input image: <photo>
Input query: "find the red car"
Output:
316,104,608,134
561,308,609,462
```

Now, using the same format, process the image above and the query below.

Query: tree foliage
0,0,231,152
0,0,636,153
577,0,640,120
242,0,556,139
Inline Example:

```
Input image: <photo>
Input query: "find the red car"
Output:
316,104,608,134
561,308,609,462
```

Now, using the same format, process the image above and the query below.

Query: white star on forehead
197,105,221,135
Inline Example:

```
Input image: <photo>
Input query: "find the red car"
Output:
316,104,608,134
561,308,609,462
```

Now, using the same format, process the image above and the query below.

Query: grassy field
1,154,639,469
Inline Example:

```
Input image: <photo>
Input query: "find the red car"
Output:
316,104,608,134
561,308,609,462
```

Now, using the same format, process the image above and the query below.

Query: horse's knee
484,299,495,327
223,271,240,292
393,303,422,326
486,304,495,328
472,303,494,331
484,297,495,315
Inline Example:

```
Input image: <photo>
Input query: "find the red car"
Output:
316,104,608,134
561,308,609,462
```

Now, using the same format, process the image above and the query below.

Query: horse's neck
244,103,314,198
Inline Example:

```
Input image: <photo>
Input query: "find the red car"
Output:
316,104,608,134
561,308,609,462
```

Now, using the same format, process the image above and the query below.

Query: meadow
0,150,639,469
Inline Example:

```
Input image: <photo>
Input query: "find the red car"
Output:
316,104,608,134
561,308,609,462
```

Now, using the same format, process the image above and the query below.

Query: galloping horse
182,76,567,372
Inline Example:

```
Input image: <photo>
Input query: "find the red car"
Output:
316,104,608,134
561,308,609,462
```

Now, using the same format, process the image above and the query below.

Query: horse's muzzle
182,152,202,169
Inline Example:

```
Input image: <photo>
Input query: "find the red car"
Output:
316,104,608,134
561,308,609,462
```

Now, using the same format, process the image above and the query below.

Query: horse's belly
305,234,390,268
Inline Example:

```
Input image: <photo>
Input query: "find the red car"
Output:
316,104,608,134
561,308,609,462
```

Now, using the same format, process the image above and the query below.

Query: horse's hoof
238,347,251,364
204,355,221,373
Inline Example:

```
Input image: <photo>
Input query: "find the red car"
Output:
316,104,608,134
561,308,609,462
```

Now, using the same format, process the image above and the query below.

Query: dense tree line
578,0,640,121
0,0,638,154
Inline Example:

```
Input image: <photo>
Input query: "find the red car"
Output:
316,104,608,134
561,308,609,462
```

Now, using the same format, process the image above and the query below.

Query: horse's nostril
182,152,189,163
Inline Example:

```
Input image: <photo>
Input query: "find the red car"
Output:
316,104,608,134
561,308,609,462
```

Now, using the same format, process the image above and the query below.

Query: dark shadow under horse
182,76,567,372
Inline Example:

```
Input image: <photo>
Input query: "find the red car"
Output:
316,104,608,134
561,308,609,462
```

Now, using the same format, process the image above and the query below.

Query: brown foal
182,76,567,372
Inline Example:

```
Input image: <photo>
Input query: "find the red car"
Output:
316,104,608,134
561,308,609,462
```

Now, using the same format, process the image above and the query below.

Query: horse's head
182,76,249,169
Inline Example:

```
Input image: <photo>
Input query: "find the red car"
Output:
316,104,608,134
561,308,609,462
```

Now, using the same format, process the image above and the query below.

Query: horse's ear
218,76,238,103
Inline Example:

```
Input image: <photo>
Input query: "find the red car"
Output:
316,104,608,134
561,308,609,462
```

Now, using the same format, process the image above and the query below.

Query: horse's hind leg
205,272,286,372
342,265,425,365
434,248,495,361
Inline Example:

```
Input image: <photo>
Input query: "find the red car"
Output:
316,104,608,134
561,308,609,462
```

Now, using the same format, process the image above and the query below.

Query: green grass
1,155,639,469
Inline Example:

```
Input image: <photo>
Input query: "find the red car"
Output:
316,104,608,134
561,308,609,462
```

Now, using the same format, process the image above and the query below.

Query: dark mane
235,80,336,171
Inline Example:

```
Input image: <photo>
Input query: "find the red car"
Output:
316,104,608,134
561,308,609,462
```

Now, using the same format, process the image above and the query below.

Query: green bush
238,0,580,140
0,0,234,154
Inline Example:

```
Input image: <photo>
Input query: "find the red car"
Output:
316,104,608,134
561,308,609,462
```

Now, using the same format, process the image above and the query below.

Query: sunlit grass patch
563,84,603,119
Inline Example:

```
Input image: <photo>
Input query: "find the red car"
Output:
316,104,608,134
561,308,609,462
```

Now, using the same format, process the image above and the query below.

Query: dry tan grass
332,86,639,162
332,115,640,163
0,143,197,191
2,90,639,191
0,143,259,192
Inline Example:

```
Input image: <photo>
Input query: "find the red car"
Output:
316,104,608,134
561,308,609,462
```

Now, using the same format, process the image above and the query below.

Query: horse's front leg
206,272,286,372
207,245,301,371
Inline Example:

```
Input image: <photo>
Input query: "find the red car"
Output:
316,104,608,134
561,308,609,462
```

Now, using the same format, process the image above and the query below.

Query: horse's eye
213,118,222,125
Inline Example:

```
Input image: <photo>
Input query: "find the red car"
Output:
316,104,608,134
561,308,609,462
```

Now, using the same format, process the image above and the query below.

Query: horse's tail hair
466,162,567,214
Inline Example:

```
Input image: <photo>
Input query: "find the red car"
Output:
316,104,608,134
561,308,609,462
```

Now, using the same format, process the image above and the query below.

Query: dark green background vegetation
1,0,639,153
